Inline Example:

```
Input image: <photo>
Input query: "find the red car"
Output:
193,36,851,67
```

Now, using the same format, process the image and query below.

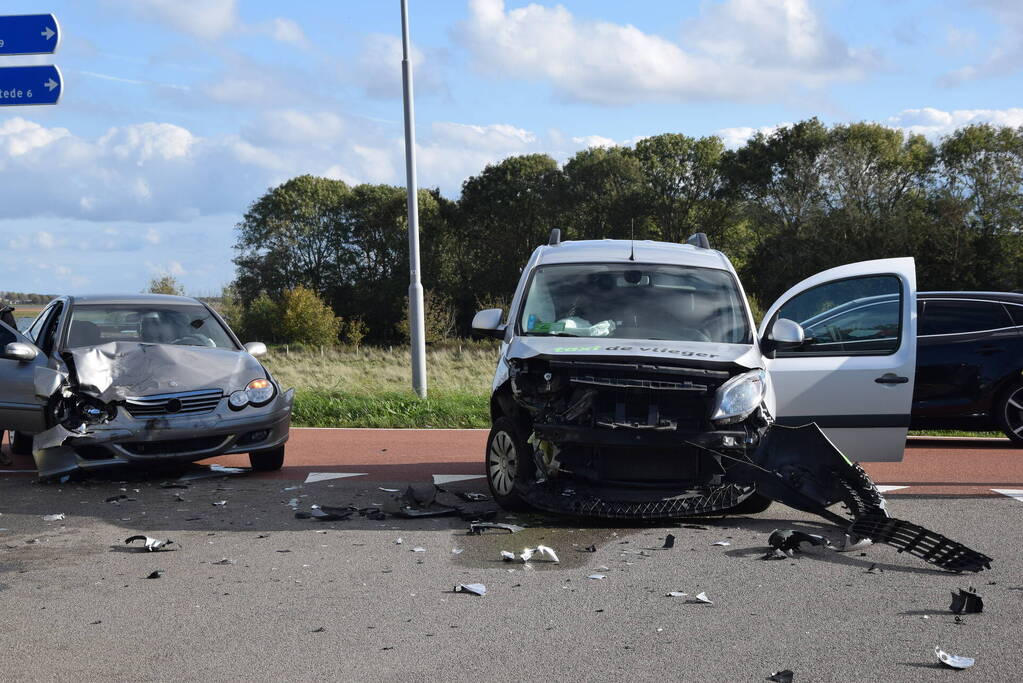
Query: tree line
229,118,1023,345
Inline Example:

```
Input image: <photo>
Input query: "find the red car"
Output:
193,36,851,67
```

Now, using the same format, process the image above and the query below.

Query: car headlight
228,390,249,409
710,369,766,424
245,378,275,406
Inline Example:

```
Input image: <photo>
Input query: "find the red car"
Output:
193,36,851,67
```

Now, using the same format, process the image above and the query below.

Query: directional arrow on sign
0,13,60,56
0,65,62,106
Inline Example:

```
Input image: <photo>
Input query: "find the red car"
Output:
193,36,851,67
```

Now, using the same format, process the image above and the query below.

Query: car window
1005,303,1023,327
518,263,751,343
25,304,52,343
776,275,902,356
66,304,238,349
919,300,1012,336
37,302,64,355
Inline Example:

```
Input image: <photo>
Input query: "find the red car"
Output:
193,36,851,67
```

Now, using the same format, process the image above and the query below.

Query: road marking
877,485,909,493
433,474,486,485
992,488,1023,502
304,472,367,483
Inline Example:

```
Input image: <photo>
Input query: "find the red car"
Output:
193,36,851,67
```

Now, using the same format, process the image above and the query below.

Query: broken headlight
228,390,250,409
710,369,766,424
245,378,275,406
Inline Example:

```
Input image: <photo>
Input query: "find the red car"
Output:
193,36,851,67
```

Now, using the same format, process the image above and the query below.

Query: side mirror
3,342,39,362
244,342,268,358
471,308,505,339
769,318,805,345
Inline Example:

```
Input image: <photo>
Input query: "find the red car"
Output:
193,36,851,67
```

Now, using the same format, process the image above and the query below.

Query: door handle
875,373,909,384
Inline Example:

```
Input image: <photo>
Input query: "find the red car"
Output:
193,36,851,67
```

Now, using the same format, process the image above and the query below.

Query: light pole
400,0,427,398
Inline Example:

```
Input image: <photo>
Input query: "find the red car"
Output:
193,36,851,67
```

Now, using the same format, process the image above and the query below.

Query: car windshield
66,304,237,349
519,263,751,343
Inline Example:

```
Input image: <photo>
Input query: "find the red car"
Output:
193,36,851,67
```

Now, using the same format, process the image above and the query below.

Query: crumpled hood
66,341,266,402
506,335,762,368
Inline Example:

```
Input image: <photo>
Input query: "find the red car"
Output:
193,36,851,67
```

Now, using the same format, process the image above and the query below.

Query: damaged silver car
0,294,293,479
473,231,991,572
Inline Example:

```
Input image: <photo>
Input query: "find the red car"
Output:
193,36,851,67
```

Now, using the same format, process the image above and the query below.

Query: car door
0,320,49,433
760,257,916,462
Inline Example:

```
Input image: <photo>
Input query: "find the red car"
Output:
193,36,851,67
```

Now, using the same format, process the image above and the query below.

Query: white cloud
886,107,1023,137
116,0,239,41
352,34,447,100
457,0,873,105
571,135,618,149
714,123,793,149
941,1,1023,85
253,18,308,48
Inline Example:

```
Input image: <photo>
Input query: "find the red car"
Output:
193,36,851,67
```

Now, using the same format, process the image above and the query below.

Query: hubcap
1006,388,1023,437
488,431,517,496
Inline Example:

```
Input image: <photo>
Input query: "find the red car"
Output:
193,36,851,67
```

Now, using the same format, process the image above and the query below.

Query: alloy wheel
1004,387,1023,439
488,431,518,496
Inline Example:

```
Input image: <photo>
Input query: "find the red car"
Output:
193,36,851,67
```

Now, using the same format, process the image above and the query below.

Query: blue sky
1,0,1022,295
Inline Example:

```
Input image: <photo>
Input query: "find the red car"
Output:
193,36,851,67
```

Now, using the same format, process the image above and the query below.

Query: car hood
505,335,762,369
65,341,265,402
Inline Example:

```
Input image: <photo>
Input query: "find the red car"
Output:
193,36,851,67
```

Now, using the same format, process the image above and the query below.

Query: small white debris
379,487,400,493
42,513,65,522
935,646,974,669
694,592,713,604
451,548,464,555
712,541,731,547
500,551,516,562
455,583,486,596
666,591,687,598
412,547,426,552
212,501,227,507
588,573,607,580
837,534,873,552
395,538,403,545
520,545,559,563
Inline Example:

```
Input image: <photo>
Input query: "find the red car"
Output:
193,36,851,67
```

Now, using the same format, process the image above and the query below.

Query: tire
11,431,33,455
996,382,1023,445
485,417,532,511
724,491,773,515
249,445,285,471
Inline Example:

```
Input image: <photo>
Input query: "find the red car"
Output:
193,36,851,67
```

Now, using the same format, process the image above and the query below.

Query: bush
396,290,456,343
240,293,279,343
341,317,368,347
278,286,341,346
147,275,184,296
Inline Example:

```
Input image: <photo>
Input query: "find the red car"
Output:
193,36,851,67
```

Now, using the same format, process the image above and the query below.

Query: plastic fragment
455,583,486,596
125,535,175,552
949,587,983,614
694,592,712,604
212,558,235,565
662,534,675,549
520,545,559,563
768,670,793,683
867,563,884,574
500,551,516,562
395,538,403,545
42,513,65,521
583,544,597,552
412,547,426,553
145,570,163,579
666,591,687,598
588,573,607,580
712,541,731,547
836,534,873,552
469,522,524,535
761,549,789,561
212,501,227,507
935,646,974,669
768,529,830,553
451,548,464,554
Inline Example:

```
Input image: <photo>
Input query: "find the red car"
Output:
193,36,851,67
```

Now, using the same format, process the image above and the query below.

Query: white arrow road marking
44,78,58,91
876,485,909,493
41,26,55,40
433,474,486,485
304,472,367,483
992,489,1023,503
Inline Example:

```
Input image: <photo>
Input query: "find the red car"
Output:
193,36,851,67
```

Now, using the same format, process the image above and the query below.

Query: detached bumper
520,480,755,519
32,389,294,480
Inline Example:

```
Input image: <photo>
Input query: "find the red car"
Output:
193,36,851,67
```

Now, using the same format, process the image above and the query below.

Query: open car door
760,257,916,462
0,320,49,434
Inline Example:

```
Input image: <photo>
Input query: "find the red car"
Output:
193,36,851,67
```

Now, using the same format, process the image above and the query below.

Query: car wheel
486,417,532,511
11,431,33,455
996,383,1023,445
249,445,285,471
723,491,773,515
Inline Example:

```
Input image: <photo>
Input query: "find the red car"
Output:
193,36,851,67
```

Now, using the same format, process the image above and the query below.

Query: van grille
124,389,223,418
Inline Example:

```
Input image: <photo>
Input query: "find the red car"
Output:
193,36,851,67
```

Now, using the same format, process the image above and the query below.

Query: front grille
120,436,228,455
124,389,223,418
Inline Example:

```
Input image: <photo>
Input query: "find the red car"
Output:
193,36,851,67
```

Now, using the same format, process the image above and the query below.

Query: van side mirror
3,342,38,362
770,318,805,345
471,308,505,339
244,342,268,358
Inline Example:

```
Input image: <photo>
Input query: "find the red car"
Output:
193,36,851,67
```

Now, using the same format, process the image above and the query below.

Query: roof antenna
628,219,636,261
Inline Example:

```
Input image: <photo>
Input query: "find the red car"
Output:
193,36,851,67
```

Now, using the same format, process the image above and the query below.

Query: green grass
292,389,489,428
908,430,1005,439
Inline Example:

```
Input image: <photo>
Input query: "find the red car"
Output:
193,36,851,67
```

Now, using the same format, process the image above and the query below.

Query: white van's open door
760,258,916,462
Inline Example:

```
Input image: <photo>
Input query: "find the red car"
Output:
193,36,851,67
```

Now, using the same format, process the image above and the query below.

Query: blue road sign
0,14,60,56
0,65,62,106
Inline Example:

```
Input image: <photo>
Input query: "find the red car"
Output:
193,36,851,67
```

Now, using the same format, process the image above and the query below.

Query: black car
799,290,1023,442
911,292,1023,442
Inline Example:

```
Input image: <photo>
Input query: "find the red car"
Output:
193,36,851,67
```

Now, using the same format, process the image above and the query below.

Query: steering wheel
170,334,212,347
679,327,712,343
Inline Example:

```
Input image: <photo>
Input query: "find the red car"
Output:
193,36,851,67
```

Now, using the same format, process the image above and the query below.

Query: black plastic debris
768,529,830,553
454,583,486,596
583,544,597,553
145,570,163,579
469,522,525,535
454,502,498,522
296,505,355,522
387,485,457,518
125,535,175,552
760,549,789,561
662,534,675,549
866,563,884,574
360,507,387,521
211,558,235,565
458,492,489,502
311,627,326,633
850,513,992,573
159,482,189,489
767,670,793,683
105,495,129,503
950,587,984,614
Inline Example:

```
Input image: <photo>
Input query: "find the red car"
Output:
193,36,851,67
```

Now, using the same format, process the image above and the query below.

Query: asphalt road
1,432,1022,681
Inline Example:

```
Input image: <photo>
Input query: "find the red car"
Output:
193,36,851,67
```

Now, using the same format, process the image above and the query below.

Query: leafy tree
147,274,184,296
561,146,647,241
278,286,342,347
396,289,456,344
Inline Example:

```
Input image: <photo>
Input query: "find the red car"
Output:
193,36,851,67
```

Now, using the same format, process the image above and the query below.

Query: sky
1,0,1022,295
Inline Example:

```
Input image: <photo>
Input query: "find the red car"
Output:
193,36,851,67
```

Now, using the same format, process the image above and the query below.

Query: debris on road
768,529,831,554
760,549,789,561
850,513,992,573
935,646,974,669
767,670,794,683
386,484,456,518
500,551,516,562
454,583,486,596
458,492,489,502
212,500,227,507
105,495,131,503
950,587,984,614
451,548,464,555
468,522,524,535
693,592,712,604
712,541,731,547
582,544,597,553
125,535,175,552
42,513,65,522
145,570,163,579
587,574,607,580
666,592,687,598
866,563,884,574
837,534,873,552
412,547,426,553
211,558,235,565
662,534,676,549
296,505,355,522
520,545,559,563
395,538,403,545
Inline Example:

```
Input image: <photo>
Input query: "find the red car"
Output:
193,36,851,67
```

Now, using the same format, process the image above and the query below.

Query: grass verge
292,389,489,429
